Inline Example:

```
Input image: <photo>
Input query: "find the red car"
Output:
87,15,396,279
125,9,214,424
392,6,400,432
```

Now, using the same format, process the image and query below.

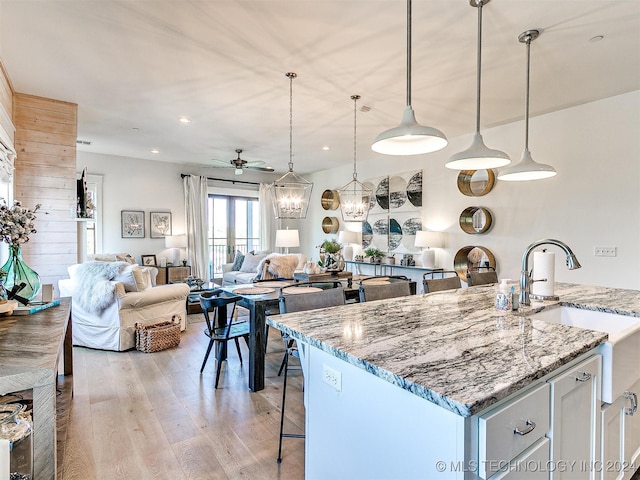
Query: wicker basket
135,315,181,353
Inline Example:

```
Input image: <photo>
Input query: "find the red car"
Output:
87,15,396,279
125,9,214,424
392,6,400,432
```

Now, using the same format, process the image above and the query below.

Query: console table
0,297,72,480
155,265,191,284
293,270,352,287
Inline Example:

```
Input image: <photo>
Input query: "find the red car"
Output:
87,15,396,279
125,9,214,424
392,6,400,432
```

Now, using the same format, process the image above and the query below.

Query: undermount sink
530,305,640,403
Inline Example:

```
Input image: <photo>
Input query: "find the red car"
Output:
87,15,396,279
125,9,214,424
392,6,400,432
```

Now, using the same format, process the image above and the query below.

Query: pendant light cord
524,36,531,150
286,72,297,172
351,95,360,180
406,0,412,107
475,1,483,133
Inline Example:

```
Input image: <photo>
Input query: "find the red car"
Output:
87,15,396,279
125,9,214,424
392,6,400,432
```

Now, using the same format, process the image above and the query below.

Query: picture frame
121,210,145,238
150,211,172,238
140,254,157,266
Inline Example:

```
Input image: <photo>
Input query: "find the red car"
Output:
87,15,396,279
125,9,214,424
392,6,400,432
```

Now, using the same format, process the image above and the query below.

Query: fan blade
210,159,233,167
246,165,275,172
243,160,265,167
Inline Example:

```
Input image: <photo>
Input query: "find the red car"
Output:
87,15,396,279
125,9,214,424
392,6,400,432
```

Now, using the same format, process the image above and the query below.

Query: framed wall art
140,254,157,266
150,211,172,238
121,210,145,238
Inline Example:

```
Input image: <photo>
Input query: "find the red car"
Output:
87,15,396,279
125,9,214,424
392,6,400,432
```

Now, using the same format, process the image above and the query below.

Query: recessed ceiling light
178,116,192,124
322,146,330,151
589,35,604,42
132,127,140,131
150,148,160,154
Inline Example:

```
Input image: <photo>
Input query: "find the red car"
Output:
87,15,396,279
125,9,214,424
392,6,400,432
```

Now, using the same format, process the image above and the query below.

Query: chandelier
271,72,313,219
338,95,372,222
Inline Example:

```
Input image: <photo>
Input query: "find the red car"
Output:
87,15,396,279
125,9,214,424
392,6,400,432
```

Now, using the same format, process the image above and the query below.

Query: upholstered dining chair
276,282,346,463
467,268,499,286
358,275,412,302
199,290,249,389
423,271,462,293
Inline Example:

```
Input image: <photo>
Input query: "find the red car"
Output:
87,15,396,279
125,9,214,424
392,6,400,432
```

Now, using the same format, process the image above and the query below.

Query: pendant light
498,30,557,181
371,0,447,156
338,95,373,223
446,0,510,170
272,72,313,218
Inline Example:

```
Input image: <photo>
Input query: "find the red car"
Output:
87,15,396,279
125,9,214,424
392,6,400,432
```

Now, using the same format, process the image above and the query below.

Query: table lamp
165,234,188,265
414,231,444,269
338,230,361,262
275,229,299,254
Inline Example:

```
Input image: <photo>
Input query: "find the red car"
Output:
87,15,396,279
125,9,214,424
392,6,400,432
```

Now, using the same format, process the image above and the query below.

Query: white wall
304,91,640,290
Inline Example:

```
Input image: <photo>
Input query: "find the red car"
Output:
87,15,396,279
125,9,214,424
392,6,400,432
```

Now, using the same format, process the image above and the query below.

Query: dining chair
276,282,346,463
467,268,499,286
423,271,462,293
358,275,412,302
199,290,249,389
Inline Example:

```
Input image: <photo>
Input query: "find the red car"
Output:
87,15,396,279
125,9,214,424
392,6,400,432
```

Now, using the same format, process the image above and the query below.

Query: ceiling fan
210,149,274,176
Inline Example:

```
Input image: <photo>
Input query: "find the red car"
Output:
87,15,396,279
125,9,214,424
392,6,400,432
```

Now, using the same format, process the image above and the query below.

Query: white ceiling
1,0,638,177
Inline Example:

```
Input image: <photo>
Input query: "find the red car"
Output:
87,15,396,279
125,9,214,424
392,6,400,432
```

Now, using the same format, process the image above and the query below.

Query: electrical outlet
594,247,617,257
322,364,342,392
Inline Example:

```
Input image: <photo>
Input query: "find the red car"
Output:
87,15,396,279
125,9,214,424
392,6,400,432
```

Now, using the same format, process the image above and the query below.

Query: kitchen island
267,283,640,479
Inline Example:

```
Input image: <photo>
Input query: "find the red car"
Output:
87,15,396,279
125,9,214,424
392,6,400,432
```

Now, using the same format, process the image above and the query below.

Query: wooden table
293,270,353,286
0,297,72,480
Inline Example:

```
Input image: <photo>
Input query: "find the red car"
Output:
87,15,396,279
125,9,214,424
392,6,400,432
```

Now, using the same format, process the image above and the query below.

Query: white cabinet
548,355,602,480
601,377,640,480
492,437,550,480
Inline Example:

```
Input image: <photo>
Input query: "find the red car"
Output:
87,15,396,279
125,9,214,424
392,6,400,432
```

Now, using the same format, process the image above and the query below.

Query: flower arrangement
321,239,342,254
0,199,42,246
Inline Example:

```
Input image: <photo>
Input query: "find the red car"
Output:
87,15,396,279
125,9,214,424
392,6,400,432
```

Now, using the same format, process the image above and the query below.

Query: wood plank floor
61,314,305,480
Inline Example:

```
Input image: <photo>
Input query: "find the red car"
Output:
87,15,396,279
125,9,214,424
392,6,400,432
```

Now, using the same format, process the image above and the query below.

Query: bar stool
199,290,249,389
423,271,462,293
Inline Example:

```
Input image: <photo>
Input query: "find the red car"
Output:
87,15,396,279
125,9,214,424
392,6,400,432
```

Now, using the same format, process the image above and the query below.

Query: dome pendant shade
446,132,511,170
372,106,448,155
497,148,556,181
498,30,557,182
271,169,313,219
446,0,510,170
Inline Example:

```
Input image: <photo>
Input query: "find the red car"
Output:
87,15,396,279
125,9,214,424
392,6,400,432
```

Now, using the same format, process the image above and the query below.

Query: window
208,194,260,277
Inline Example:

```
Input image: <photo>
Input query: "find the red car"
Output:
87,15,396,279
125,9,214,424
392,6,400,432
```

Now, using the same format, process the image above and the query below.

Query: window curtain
259,183,275,252
183,175,209,281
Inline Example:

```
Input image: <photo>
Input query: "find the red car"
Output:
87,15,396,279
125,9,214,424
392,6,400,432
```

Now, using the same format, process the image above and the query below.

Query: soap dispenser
495,279,511,312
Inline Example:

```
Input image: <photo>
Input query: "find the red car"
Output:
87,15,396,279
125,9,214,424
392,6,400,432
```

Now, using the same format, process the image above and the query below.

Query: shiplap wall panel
13,93,77,291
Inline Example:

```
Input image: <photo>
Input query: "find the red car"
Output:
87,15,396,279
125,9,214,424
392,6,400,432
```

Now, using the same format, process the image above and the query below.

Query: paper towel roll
532,251,555,297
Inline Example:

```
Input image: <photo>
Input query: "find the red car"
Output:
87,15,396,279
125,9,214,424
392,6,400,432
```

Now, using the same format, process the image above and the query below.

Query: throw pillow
231,251,245,271
239,252,267,273
113,264,140,292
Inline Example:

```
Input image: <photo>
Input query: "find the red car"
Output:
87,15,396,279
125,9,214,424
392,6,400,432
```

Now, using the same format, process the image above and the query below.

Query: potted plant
321,239,343,271
364,247,383,264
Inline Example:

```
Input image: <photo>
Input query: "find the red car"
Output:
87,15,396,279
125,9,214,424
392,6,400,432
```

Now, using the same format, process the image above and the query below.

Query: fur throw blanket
257,254,299,280
73,261,130,313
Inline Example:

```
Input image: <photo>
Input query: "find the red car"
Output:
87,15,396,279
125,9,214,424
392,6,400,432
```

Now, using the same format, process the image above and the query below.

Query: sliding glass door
208,195,260,277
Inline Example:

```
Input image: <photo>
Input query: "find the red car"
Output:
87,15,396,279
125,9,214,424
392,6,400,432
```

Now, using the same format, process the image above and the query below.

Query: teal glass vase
1,245,41,302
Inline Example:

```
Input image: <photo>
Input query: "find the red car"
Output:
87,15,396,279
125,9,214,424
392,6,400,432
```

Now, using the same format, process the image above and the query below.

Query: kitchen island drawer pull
575,371,591,382
514,419,536,436
624,391,638,416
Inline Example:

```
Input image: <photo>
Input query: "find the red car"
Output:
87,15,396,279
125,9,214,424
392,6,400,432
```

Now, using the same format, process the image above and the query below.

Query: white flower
0,199,42,246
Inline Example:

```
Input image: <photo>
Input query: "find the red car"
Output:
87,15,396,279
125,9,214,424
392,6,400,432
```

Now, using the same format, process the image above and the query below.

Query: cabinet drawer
479,382,551,479
491,437,550,480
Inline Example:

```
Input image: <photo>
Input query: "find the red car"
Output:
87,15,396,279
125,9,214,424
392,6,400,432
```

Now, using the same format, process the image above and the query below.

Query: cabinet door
491,437,550,480
601,396,625,480
622,380,640,480
549,355,602,480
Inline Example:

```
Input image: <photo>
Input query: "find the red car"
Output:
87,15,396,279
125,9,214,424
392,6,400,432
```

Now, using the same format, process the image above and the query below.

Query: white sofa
58,260,190,351
222,252,307,286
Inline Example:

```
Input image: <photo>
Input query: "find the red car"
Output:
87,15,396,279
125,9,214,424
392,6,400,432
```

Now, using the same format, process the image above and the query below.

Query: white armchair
58,261,190,351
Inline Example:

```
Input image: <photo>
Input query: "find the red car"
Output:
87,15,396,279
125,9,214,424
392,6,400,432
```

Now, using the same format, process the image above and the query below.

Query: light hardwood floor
61,315,305,480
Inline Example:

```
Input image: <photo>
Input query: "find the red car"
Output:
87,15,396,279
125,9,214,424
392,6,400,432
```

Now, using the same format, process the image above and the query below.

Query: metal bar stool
423,271,462,293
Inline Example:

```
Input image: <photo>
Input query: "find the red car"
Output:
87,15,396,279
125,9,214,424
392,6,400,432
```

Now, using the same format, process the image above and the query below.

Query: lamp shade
165,234,187,249
338,230,360,245
414,231,444,248
497,148,557,181
275,229,300,248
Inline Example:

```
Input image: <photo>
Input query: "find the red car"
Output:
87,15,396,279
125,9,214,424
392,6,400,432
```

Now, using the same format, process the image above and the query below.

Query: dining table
221,278,416,392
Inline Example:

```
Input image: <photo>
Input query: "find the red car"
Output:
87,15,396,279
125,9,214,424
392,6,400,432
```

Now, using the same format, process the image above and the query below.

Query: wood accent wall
13,93,77,290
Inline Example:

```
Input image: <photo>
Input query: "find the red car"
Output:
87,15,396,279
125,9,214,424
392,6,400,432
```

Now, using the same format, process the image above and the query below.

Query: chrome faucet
520,239,581,306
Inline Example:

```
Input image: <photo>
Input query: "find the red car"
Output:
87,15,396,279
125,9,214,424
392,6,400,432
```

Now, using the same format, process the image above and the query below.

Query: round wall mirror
459,207,493,234
457,169,496,197
453,246,497,282
321,189,340,210
322,216,339,234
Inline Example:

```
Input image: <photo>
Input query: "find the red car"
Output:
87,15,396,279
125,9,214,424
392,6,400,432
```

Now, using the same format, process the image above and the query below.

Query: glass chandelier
272,72,313,219
338,95,372,222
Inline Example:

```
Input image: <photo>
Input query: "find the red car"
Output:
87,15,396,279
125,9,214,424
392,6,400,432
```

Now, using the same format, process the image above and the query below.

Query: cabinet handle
575,371,592,382
624,391,638,416
513,419,536,436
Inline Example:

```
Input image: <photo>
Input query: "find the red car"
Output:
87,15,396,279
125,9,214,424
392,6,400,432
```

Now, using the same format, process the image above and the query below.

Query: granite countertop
266,282,640,417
